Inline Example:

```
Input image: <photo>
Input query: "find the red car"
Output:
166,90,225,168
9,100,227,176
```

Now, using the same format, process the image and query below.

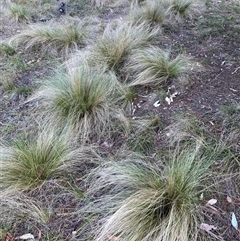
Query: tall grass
130,0,205,25
7,3,31,22
127,46,197,86
0,128,84,191
70,21,158,72
171,0,205,20
130,0,173,25
86,146,212,241
30,65,125,140
9,19,88,56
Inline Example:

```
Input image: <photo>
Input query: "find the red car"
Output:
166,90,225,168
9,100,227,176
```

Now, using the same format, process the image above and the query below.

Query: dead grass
67,20,159,73
86,145,212,241
29,65,128,141
9,19,89,56
127,46,199,87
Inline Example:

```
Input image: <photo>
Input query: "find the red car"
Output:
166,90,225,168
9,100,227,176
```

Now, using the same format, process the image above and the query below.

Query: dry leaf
153,100,161,107
200,223,217,232
200,223,224,241
5,233,14,241
165,96,172,105
227,196,233,203
16,233,35,240
231,212,238,230
207,199,217,205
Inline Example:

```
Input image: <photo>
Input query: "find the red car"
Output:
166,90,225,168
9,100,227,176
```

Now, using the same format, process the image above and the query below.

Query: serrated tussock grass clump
83,20,158,71
171,0,205,20
127,46,198,86
130,0,205,25
9,19,88,56
165,114,207,148
127,115,161,154
7,3,31,22
0,128,84,191
0,42,16,56
130,0,173,25
0,190,52,225
31,65,125,140
86,147,211,241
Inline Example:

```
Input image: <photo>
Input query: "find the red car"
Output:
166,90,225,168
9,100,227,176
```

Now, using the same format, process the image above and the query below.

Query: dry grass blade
0,127,92,191
130,0,173,25
127,46,198,87
171,0,206,20
86,146,212,241
73,20,159,71
7,3,31,22
8,19,88,56
29,65,126,141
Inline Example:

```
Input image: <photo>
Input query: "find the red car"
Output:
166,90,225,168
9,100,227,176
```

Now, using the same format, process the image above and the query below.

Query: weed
30,66,125,140
119,85,136,113
77,20,158,71
127,46,197,86
0,43,16,56
86,146,212,241
127,115,160,155
0,78,15,93
164,113,207,149
14,85,33,97
221,104,240,130
130,0,172,25
7,3,31,22
171,0,205,20
0,128,83,190
9,19,88,56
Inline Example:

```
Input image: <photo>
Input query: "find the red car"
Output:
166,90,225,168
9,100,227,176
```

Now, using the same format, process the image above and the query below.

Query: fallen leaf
16,233,35,240
205,204,221,214
5,232,14,241
153,100,161,107
227,196,232,203
231,212,238,230
199,223,224,241
207,199,217,205
200,223,217,232
165,96,172,105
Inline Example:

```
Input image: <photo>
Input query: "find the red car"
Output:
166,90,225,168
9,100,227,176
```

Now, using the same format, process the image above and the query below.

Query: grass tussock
31,65,125,140
86,146,211,241
0,42,16,56
9,19,88,56
130,0,173,25
130,0,205,25
7,3,31,22
72,20,158,71
127,115,161,154
127,46,198,86
0,190,52,225
171,0,206,20
0,128,86,191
